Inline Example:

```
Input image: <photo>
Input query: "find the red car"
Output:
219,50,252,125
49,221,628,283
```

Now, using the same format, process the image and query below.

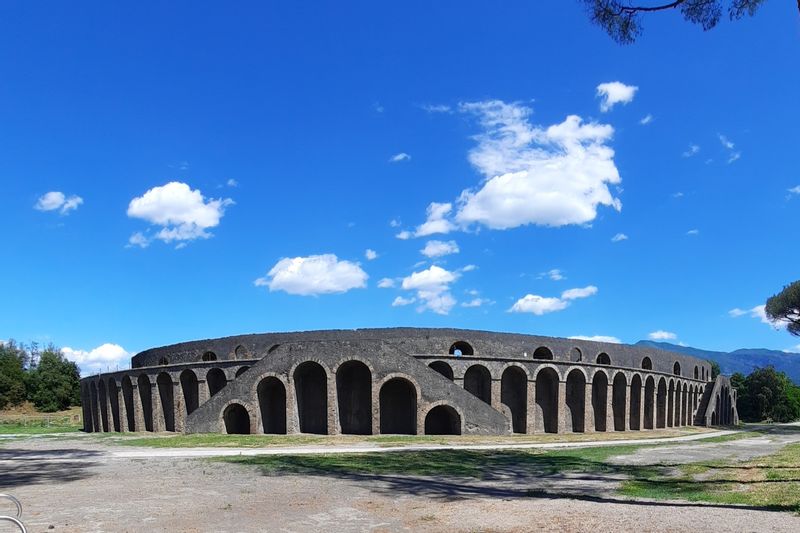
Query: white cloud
34,191,84,215
539,269,565,281
127,232,150,249
401,265,460,315
395,230,412,240
255,254,368,296
648,330,677,341
420,103,452,113
62,343,130,376
452,101,621,230
421,240,460,258
728,308,748,317
672,192,685,198
390,152,411,163
389,219,401,228
568,335,622,344
729,304,786,329
687,229,700,236
365,249,378,260
226,178,238,187
728,151,741,164
719,134,735,150
639,114,653,125
787,186,800,196
377,277,395,289
719,134,741,164
461,264,478,272
127,182,233,246
414,202,457,237
682,144,700,158
596,81,638,112
611,233,628,242
461,297,492,308
391,296,415,307
510,285,597,315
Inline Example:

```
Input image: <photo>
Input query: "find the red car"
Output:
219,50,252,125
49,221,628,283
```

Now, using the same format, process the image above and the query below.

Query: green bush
0,342,27,409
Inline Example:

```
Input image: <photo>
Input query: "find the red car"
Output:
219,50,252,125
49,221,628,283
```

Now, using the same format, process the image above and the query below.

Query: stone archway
294,362,328,435
424,405,461,435
630,374,642,430
223,404,250,434
464,364,492,405
379,378,417,435
336,361,372,435
258,377,287,434
565,369,585,433
429,361,454,380
592,371,609,432
501,366,527,434
157,372,175,432
535,368,559,434
180,369,199,416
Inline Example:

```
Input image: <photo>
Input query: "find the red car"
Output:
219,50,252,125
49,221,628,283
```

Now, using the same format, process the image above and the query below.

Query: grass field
0,405,83,434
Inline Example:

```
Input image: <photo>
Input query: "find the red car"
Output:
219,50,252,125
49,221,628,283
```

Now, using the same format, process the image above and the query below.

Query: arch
701,367,705,381
268,344,281,354
157,372,175,432
675,382,682,427
90,382,99,432
644,376,655,429
596,352,611,365
592,371,609,431
694,366,699,379
294,361,328,434
656,378,667,429
158,357,169,366
673,361,681,376
565,369,585,433
121,376,135,431
535,367,559,433
428,361,454,381
180,369,199,416
449,341,474,356
202,351,217,362
207,368,227,397
223,403,250,434
667,380,675,427
137,374,154,432
570,347,583,362
108,379,121,432
235,366,250,377
641,357,652,370
98,380,109,432
379,378,417,434
336,360,372,435
464,364,492,405
501,366,527,433
234,345,249,359
682,383,689,425
424,405,461,435
612,373,627,431
257,377,287,434
533,346,554,360
630,374,642,430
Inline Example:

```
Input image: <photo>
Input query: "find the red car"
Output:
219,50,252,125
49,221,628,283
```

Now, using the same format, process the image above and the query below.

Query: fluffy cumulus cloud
510,285,598,315
34,191,83,215
400,265,460,315
62,343,130,375
420,240,459,258
539,269,565,281
596,81,638,112
391,296,415,307
365,249,378,260
389,152,411,162
648,330,677,341
377,277,395,288
788,185,800,196
255,254,368,296
729,304,786,329
568,335,622,344
127,182,233,247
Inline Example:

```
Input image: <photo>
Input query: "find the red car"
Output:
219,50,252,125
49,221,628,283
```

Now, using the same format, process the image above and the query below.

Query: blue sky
1,1,798,373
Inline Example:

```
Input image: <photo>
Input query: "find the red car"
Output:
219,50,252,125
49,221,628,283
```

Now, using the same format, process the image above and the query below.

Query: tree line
0,340,81,412
731,366,800,423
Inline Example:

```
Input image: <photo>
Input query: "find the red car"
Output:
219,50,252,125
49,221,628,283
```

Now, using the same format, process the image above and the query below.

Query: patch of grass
695,431,763,443
0,423,81,434
0,405,83,434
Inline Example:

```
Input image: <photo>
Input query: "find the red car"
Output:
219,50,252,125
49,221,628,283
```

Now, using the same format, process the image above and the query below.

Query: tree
766,280,800,336
0,341,27,409
735,366,800,423
25,346,81,412
581,1,786,44
709,360,721,380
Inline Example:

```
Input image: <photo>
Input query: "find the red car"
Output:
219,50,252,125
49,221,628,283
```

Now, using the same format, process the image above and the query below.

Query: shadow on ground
0,448,102,488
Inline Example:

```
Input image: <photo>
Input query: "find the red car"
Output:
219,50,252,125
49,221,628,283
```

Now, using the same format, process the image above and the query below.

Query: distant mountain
636,340,800,384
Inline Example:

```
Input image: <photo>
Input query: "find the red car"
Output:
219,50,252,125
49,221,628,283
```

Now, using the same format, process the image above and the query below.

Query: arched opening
656,378,667,429
533,346,554,360
667,381,675,427
596,353,611,365
81,384,91,432
223,403,250,434
424,405,461,435
158,357,169,366
565,369,585,433
108,379,121,432
701,367,705,381
630,374,642,430
674,382,682,427
501,366,527,433
644,377,655,429
592,371,609,432
235,345,248,359
682,384,689,425
157,372,175,432
571,347,583,362
612,373,627,431
202,351,217,362
90,382,99,432
694,366,699,379
235,366,250,377
294,361,328,434
428,361,454,380
98,380,109,432
207,368,227,397
121,376,135,431
257,377,287,434
138,374,154,432
180,369,199,416
464,364,492,405
449,341,474,356
535,368,559,433
336,360,372,435
673,362,681,376
379,378,417,434
642,357,652,370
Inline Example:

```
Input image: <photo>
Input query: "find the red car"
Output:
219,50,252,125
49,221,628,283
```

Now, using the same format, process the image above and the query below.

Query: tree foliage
733,366,800,423
709,359,721,380
766,280,800,337
0,341,27,409
0,340,81,412
582,0,777,44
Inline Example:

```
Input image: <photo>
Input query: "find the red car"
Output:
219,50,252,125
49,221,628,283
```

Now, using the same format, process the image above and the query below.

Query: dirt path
2,430,800,532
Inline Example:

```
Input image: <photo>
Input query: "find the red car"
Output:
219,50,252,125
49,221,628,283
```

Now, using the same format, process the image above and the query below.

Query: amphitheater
80,328,738,436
